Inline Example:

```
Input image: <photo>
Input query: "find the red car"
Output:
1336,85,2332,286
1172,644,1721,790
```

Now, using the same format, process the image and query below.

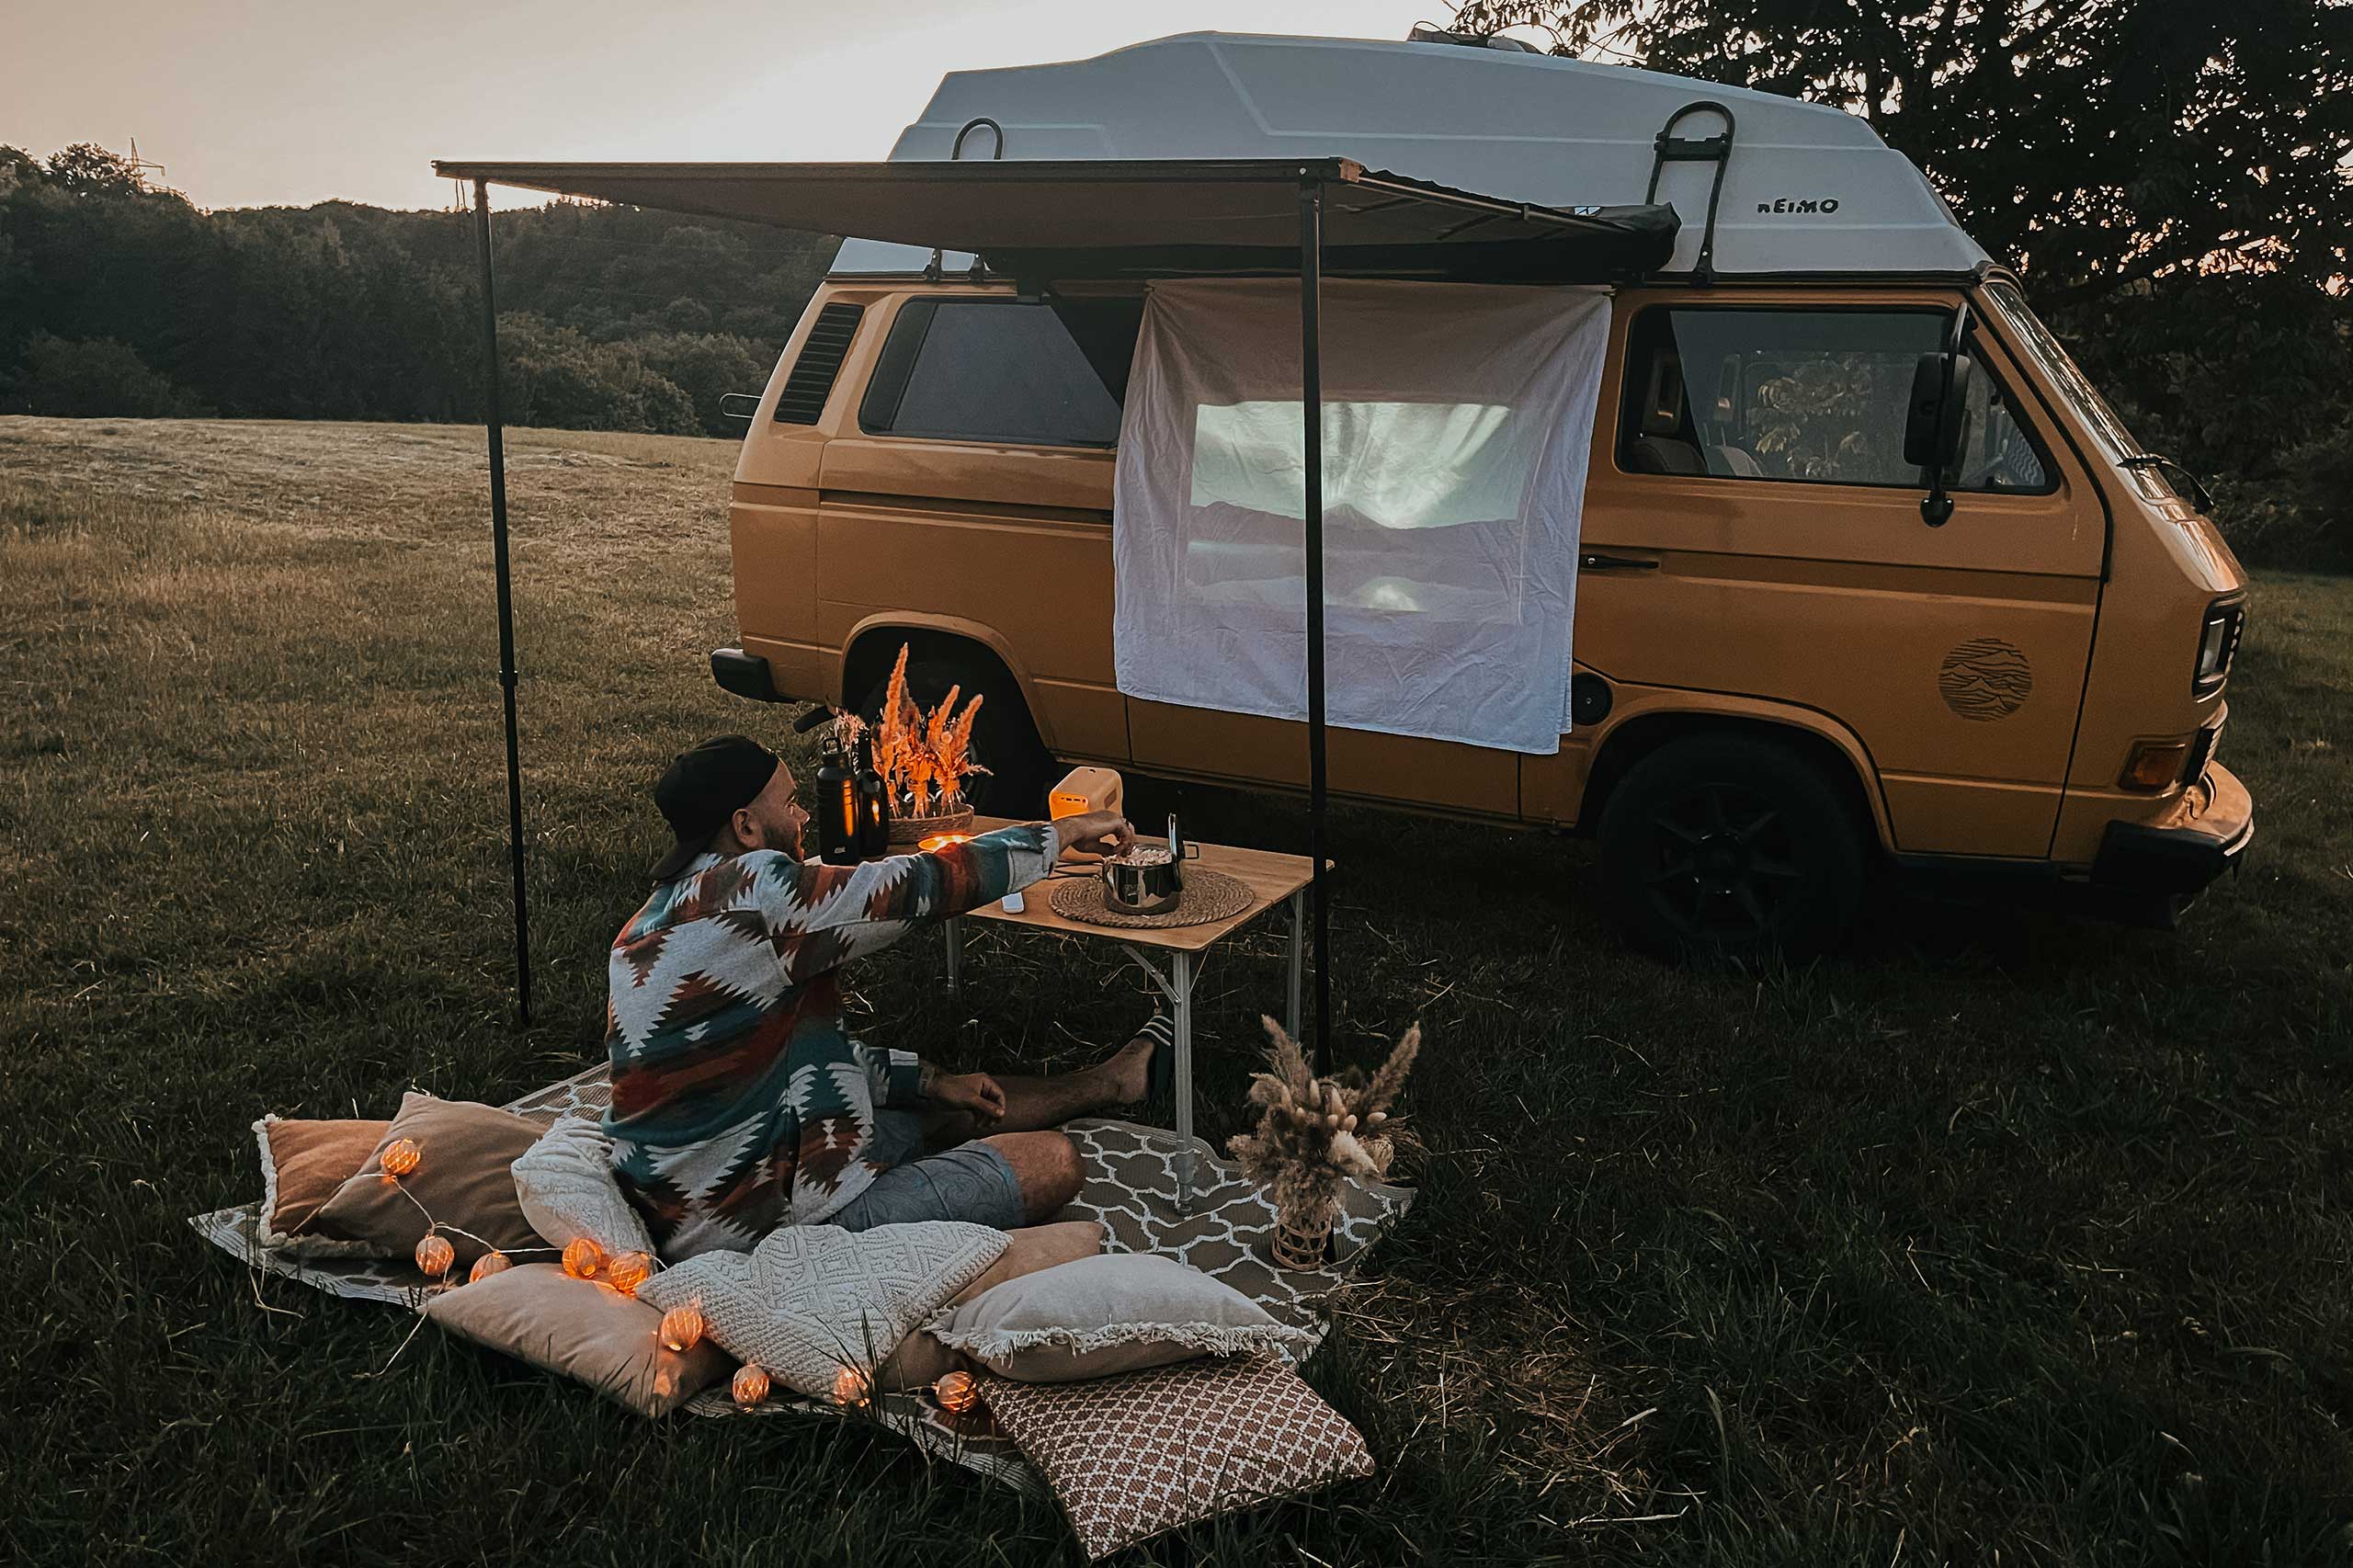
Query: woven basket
889,805,977,846
1268,1206,1334,1271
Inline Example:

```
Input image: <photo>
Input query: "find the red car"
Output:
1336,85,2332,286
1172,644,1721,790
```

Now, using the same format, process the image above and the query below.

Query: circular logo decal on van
1938,638,2033,721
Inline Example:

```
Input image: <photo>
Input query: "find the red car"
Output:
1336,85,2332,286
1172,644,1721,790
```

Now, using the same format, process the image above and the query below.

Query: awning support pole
473,176,532,1029
1298,176,1328,1074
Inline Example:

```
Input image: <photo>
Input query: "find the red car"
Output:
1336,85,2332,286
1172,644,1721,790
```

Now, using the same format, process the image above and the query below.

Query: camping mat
190,1062,1412,1497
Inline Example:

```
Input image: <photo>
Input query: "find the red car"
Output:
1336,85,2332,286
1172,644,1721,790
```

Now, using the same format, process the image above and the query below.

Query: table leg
1286,889,1305,1043
1172,949,1195,1211
944,915,962,998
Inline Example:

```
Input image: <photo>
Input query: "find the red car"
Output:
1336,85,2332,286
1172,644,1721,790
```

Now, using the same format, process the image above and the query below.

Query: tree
1450,0,2353,302
43,143,159,200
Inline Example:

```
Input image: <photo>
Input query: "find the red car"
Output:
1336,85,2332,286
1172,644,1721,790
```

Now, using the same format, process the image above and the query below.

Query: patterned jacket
603,824,1057,1259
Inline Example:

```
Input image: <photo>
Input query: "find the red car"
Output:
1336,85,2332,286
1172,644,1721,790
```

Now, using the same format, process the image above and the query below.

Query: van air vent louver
772,303,865,425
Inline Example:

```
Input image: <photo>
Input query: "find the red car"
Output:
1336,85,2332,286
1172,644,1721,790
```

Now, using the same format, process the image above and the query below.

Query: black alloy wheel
1596,733,1867,958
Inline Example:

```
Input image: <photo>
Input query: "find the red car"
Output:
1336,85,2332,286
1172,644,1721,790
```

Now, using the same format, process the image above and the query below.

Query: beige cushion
251,1116,392,1256
877,1220,1104,1392
928,1253,1314,1383
422,1263,731,1417
305,1093,542,1270
978,1356,1374,1559
637,1221,1007,1402
511,1115,654,1258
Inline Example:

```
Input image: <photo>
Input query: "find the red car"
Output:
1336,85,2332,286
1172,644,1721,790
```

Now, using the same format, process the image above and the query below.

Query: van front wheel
1595,735,1866,958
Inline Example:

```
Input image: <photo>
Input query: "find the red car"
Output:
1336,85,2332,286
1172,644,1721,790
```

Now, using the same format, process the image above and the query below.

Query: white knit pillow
511,1116,655,1258
927,1254,1317,1382
637,1221,1007,1402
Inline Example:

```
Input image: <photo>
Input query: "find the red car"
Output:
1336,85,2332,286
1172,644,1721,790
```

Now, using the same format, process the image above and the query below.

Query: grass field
4,415,2349,1566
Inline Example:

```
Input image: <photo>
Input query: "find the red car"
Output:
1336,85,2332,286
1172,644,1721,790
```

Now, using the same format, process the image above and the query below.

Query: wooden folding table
942,818,1316,1209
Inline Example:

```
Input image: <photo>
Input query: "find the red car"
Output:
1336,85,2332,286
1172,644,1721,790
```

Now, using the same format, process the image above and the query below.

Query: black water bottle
853,730,891,859
814,734,858,865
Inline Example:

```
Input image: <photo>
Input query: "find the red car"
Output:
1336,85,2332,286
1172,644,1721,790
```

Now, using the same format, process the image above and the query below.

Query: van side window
1619,308,2056,494
859,298,1142,449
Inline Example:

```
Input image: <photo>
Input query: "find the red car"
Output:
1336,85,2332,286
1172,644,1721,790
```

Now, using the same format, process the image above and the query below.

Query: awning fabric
430,158,1677,283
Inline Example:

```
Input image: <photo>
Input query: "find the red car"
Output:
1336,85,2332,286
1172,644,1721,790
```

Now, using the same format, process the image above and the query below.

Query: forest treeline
3,122,2347,565
0,144,833,440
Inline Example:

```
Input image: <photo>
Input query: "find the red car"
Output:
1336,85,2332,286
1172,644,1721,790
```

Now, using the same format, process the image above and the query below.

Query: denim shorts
829,1110,1026,1233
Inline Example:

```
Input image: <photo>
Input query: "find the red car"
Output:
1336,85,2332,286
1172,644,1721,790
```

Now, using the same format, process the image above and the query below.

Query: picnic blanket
192,1063,1414,1495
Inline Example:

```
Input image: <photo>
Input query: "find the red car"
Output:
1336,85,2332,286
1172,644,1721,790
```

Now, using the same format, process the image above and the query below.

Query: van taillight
2193,599,2244,694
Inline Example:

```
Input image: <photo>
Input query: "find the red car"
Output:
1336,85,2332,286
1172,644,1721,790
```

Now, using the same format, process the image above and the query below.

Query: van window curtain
1112,278,1609,756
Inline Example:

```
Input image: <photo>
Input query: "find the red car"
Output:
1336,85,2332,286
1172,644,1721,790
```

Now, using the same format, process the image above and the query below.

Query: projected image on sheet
1183,400,1533,624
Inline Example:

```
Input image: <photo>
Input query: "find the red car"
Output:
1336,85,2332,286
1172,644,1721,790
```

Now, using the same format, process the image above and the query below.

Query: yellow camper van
708,33,2252,954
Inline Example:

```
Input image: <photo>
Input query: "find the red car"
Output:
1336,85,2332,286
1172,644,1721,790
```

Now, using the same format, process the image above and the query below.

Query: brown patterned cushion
978,1355,1375,1559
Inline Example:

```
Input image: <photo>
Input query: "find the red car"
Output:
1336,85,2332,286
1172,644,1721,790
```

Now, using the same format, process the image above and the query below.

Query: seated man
605,733,1158,1260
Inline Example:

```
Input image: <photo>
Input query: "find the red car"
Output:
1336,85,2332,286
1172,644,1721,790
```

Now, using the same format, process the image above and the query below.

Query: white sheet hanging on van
1112,278,1608,756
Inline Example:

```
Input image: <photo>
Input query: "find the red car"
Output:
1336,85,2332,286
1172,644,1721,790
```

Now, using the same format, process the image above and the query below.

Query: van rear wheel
858,655,1056,819
1595,734,1866,958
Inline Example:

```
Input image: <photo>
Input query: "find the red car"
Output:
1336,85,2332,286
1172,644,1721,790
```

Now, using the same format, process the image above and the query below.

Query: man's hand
930,1070,1007,1126
1052,810,1138,858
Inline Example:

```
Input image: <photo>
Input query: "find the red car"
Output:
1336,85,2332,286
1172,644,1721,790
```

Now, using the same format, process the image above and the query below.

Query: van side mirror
1904,349,1975,526
718,392,763,420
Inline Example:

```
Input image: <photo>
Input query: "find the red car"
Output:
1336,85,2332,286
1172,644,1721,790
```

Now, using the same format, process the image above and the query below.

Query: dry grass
4,415,2350,1566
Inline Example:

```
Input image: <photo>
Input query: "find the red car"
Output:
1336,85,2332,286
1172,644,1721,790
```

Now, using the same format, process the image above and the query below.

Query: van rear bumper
710,647,782,703
2089,760,2254,897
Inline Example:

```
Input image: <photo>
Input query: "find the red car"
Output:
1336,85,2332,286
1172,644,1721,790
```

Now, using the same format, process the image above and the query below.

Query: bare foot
1100,1017,1167,1104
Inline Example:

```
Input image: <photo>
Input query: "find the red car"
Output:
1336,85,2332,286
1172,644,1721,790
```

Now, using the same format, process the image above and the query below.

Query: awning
429,157,1677,283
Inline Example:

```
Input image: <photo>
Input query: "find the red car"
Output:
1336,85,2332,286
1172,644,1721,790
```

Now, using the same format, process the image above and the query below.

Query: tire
1595,733,1867,958
858,653,1057,818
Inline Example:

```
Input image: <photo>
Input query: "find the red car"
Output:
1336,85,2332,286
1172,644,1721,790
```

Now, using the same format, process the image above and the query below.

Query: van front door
1549,290,2106,858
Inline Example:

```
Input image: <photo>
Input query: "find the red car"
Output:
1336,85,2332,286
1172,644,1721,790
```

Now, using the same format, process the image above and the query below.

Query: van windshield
1983,280,2176,502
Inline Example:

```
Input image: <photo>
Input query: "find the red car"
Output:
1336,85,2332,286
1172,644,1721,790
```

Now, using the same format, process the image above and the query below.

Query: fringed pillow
251,1115,392,1257
978,1355,1374,1560
423,1263,732,1418
927,1254,1315,1382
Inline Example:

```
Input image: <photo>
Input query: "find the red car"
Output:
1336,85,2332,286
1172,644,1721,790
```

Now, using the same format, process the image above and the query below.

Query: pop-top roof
833,31,1989,280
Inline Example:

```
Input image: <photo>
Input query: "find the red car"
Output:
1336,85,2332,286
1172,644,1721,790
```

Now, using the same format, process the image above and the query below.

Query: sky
5,1,1462,212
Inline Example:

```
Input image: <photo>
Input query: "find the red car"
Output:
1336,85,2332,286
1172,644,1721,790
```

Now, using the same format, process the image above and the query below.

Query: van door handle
1579,551,1660,572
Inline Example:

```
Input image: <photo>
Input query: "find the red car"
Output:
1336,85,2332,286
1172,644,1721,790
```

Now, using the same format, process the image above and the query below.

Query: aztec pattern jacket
603,824,1057,1259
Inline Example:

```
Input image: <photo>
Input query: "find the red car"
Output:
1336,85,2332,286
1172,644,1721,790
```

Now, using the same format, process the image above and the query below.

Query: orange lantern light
657,1304,705,1354
832,1366,870,1407
605,1251,653,1297
933,1370,979,1415
414,1233,455,1278
562,1236,604,1280
467,1251,513,1285
732,1364,771,1410
381,1138,422,1178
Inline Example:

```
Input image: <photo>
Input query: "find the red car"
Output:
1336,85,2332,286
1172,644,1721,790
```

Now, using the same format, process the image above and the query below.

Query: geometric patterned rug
190,1062,1413,1496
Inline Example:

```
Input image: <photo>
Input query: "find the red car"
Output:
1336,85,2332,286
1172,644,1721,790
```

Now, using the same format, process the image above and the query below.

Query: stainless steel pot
1099,843,1199,915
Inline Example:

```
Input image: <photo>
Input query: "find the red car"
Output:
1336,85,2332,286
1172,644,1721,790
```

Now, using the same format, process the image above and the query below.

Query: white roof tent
431,153,1679,1057
840,31,1990,283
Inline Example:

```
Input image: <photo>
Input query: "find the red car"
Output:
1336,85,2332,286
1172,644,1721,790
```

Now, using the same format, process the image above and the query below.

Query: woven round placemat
1048,866,1256,929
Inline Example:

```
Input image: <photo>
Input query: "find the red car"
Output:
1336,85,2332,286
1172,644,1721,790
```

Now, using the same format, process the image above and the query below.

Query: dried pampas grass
1227,1017,1421,1263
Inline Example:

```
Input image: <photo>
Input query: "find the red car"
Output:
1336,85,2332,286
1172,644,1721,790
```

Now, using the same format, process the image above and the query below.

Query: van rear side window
858,298,1141,449
1619,307,2055,494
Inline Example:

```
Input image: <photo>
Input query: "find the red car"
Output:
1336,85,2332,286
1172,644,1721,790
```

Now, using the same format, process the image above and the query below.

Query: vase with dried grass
871,644,988,843
1227,1017,1419,1271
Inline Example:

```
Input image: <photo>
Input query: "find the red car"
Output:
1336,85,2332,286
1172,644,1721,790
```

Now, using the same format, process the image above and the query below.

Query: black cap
650,735,779,881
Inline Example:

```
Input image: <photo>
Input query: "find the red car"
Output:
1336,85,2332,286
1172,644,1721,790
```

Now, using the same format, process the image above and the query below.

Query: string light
415,1233,455,1278
381,1138,422,1178
562,1236,605,1280
605,1251,652,1297
657,1304,705,1354
731,1364,771,1409
832,1366,870,1407
933,1369,978,1415
467,1251,513,1284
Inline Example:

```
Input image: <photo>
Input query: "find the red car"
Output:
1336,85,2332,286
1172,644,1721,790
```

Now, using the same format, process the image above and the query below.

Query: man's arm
763,813,1133,983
